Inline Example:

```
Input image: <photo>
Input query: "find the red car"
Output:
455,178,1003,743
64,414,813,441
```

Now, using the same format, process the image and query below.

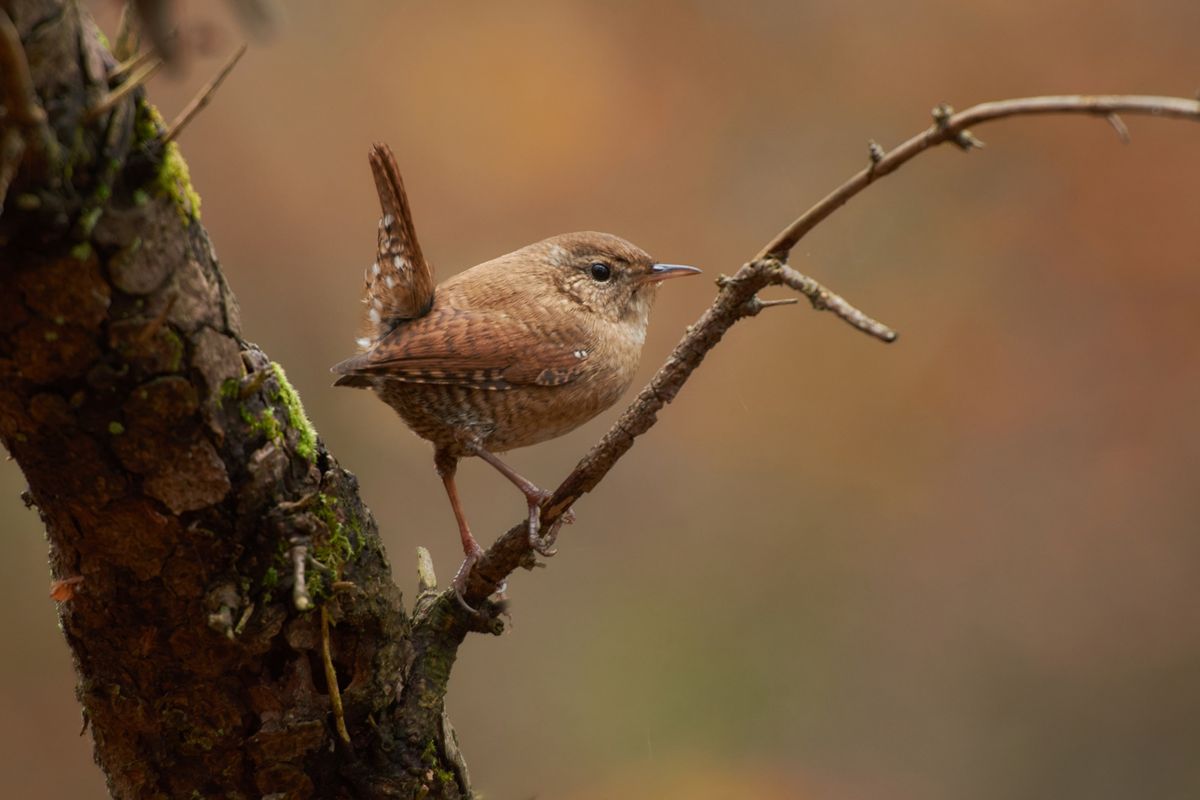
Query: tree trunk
0,2,472,796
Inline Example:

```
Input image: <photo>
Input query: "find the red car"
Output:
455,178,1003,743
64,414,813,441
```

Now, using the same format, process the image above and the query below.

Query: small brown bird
332,145,699,601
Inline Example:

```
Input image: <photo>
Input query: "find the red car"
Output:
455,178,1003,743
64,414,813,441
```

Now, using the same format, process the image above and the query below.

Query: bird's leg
435,450,483,611
467,444,573,557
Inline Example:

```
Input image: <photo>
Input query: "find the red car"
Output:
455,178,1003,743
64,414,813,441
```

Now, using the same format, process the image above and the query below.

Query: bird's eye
589,262,612,282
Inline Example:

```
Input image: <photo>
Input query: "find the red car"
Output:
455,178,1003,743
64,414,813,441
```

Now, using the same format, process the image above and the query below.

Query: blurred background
4,0,1200,797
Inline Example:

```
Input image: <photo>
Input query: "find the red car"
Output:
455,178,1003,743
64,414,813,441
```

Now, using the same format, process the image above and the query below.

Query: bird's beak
644,263,702,283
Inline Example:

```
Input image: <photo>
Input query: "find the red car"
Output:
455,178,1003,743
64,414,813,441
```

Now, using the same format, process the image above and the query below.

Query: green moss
134,99,201,222
289,493,360,605
78,205,102,237
132,188,150,206
240,404,282,444
159,141,201,221
107,421,125,435
70,242,92,261
224,365,317,461
420,739,458,790
62,127,91,192
73,161,116,243
269,362,318,462
313,493,354,566
262,411,282,441
306,571,324,600
135,98,164,146
347,508,364,536
259,541,289,604
161,327,184,372
256,409,282,442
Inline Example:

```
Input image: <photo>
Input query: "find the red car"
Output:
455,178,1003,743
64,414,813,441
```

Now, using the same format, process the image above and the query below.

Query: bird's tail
356,143,436,350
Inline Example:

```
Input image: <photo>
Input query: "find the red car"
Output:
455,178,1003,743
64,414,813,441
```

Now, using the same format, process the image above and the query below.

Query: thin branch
163,43,248,143
453,92,1200,607
88,58,163,120
109,48,157,83
0,8,46,126
1106,112,1131,144
757,94,1200,261
742,296,799,315
321,607,352,745
291,540,312,611
0,6,58,202
113,3,141,61
773,263,897,342
461,258,891,602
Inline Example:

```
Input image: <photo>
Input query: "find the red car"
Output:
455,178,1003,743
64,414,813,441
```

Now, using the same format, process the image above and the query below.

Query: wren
332,144,699,602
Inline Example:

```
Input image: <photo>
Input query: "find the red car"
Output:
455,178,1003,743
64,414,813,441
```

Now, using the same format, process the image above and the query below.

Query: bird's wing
331,307,593,390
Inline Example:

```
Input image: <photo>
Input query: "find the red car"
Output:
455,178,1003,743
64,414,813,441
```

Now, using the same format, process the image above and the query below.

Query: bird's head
529,231,700,328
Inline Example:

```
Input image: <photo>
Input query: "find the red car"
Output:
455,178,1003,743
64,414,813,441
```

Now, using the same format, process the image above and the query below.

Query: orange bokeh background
3,1,1199,797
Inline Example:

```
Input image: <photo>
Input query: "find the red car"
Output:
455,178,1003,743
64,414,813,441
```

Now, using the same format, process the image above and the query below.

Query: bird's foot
530,515,571,557
450,545,485,613
523,496,555,556
523,488,574,557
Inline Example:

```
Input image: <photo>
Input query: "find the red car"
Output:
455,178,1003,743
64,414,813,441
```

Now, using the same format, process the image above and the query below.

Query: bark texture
0,2,471,797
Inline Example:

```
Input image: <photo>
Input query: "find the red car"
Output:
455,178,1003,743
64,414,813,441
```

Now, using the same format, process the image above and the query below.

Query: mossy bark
0,2,473,796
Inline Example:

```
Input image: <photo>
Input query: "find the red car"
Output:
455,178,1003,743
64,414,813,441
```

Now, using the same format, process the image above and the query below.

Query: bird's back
332,147,645,453
335,261,632,453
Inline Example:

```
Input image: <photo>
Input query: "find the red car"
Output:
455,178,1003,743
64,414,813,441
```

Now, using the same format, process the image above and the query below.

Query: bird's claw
524,489,574,557
529,516,565,557
450,546,484,614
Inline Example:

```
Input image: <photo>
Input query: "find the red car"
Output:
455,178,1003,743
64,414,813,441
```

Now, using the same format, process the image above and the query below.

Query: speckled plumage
335,232,658,456
332,144,698,599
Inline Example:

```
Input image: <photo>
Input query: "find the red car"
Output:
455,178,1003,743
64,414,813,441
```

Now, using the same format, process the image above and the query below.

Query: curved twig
758,94,1200,261
463,256,892,603
164,43,248,143
449,92,1200,608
